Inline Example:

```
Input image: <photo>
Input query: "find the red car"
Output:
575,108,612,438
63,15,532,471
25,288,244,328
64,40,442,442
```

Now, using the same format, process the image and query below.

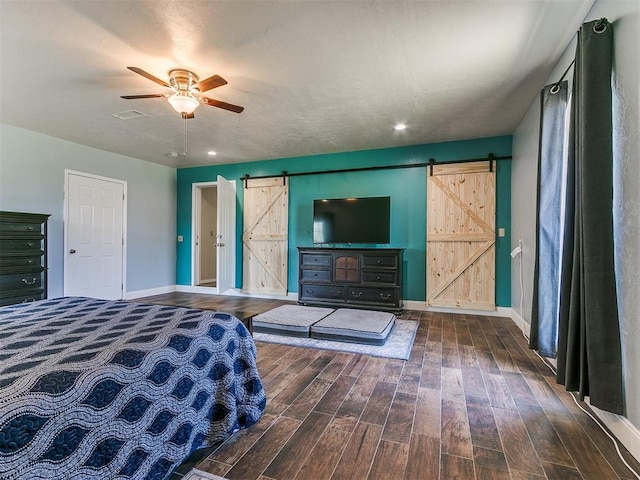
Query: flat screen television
313,196,390,244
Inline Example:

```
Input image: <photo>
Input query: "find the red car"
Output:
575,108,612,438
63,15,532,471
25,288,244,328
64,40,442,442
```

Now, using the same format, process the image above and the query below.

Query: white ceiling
0,1,593,168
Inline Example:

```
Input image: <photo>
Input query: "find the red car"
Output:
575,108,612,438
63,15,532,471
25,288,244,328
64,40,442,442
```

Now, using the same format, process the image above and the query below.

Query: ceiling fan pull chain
182,116,188,157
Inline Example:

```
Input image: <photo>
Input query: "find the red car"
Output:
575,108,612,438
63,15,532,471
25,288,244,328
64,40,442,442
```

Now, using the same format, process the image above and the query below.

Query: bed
0,297,266,480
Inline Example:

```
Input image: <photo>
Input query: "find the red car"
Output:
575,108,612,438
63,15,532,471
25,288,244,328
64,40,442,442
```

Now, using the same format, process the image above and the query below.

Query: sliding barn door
242,177,289,295
427,161,496,310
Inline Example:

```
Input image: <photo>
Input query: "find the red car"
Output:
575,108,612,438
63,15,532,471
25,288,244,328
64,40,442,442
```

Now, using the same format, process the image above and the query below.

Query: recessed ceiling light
207,151,217,156
394,123,407,131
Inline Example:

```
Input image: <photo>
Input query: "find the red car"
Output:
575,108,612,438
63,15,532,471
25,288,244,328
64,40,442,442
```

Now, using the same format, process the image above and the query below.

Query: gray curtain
557,18,624,415
530,81,568,358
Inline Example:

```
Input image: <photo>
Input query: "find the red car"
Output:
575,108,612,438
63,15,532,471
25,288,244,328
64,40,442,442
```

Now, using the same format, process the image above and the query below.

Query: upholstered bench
310,308,395,345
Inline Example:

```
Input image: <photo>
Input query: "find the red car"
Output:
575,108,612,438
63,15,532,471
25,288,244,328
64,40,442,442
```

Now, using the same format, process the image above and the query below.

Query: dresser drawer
362,255,397,268
0,271,45,291
0,292,46,307
347,286,398,306
0,255,44,268
361,271,397,284
300,269,331,282
0,221,43,234
0,238,44,253
300,253,331,268
299,284,346,302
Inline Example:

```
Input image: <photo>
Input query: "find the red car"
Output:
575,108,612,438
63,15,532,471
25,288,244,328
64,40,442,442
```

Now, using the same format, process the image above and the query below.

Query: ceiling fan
121,67,244,119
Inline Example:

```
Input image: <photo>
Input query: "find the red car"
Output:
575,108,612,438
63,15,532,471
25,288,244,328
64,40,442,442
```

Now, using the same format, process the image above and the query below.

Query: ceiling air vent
111,110,148,120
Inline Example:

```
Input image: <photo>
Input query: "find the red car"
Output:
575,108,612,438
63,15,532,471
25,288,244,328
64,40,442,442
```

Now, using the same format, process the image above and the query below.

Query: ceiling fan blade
181,112,195,119
120,94,164,99
202,97,244,113
127,66,170,88
196,75,227,92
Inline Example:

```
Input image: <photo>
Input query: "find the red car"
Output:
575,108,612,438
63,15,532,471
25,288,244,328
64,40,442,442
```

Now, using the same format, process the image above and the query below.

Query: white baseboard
508,307,532,338
586,401,640,463
403,301,514,319
222,288,299,301
125,285,176,299
175,285,220,294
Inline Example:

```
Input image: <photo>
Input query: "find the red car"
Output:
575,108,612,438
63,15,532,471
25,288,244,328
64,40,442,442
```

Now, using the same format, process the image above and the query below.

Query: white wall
0,124,177,297
511,0,640,435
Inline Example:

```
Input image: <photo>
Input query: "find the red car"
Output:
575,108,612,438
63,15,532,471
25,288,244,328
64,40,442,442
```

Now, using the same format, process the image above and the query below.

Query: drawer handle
22,278,37,285
27,259,34,264
377,276,382,280
26,242,34,248
351,291,363,298
22,298,36,303
379,293,392,300
27,226,34,231
377,260,381,264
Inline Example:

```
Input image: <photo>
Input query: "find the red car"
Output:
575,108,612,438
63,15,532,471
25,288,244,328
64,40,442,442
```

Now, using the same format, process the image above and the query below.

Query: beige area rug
182,469,228,480
254,319,418,360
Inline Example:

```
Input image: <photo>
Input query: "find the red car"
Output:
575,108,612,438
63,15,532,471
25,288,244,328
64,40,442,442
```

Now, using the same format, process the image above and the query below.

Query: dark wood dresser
0,211,50,306
298,247,403,312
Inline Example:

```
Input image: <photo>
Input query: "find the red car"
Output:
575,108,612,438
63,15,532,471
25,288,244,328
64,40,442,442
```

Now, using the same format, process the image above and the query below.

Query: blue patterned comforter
0,297,266,480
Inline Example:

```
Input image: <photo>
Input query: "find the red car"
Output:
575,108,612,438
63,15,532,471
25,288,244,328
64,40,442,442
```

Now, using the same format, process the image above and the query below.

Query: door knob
69,249,76,254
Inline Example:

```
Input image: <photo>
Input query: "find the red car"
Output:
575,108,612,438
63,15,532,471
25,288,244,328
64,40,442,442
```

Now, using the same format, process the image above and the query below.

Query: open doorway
192,177,236,294
198,186,218,287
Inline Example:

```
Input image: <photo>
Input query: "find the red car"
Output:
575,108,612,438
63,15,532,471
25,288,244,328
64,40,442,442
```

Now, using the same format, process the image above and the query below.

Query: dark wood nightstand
227,310,256,335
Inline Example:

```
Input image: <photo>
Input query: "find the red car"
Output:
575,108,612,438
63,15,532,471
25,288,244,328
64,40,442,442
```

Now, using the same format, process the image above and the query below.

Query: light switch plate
177,235,184,242
498,228,506,237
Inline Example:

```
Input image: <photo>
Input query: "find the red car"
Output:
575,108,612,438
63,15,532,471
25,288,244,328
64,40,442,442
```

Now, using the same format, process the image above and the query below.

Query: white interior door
216,175,236,294
65,171,126,299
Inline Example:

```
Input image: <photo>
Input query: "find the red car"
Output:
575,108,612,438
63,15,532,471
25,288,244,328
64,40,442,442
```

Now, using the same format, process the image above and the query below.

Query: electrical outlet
498,228,506,237
177,235,183,242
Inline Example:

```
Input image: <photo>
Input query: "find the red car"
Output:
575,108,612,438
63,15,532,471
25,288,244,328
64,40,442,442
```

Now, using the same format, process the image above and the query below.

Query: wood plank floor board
271,367,321,405
292,424,351,480
443,346,462,369
503,372,540,407
542,462,584,480
342,354,369,377
461,365,489,399
360,380,398,426
493,406,545,476
330,422,383,480
262,411,332,479
473,446,512,480
441,398,473,458
404,434,440,480
413,387,441,437
283,377,334,421
441,453,475,479
467,401,503,450
381,391,417,444
318,352,354,381
334,382,376,424
441,366,465,402
517,404,575,467
367,439,409,480
396,362,422,395
314,374,357,415
142,294,638,480
223,416,301,480
381,358,405,383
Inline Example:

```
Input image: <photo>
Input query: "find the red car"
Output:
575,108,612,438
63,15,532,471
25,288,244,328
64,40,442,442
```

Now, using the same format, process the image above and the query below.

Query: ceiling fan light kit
168,92,200,114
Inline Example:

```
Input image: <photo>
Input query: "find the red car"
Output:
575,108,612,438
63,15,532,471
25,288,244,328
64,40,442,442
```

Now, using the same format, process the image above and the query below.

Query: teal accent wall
177,135,512,306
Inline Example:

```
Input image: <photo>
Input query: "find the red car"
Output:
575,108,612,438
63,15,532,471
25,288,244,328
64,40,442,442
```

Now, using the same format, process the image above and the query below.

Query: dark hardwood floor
138,292,640,480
